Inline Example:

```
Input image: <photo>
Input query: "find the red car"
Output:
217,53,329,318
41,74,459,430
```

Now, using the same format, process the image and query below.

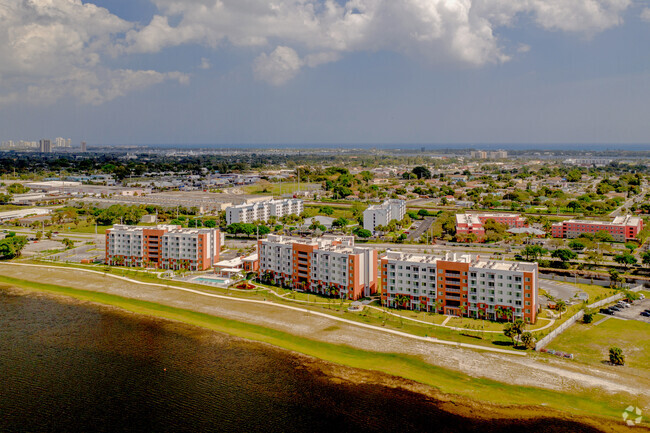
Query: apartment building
257,234,377,300
226,199,303,225
105,224,223,271
456,213,527,241
380,251,538,323
551,216,643,242
363,199,406,232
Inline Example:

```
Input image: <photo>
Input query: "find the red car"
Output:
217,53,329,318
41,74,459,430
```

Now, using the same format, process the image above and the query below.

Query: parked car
610,306,621,312
641,312,650,317
602,309,614,315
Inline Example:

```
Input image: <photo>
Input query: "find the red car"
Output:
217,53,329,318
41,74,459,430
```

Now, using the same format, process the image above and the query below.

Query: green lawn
549,316,650,370
569,283,617,304
244,182,320,196
0,274,644,424
304,204,356,220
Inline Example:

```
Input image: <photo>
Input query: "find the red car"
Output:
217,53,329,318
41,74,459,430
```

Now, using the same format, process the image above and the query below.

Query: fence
539,274,632,289
535,285,644,351
534,310,584,351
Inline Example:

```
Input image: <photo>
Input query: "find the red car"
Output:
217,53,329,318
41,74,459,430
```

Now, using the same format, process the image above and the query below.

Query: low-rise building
551,216,643,242
380,251,538,323
226,199,303,225
257,234,377,300
456,213,527,241
363,199,406,232
105,224,223,271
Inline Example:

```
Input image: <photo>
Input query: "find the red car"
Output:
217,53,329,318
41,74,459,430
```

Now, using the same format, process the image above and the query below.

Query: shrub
609,347,625,366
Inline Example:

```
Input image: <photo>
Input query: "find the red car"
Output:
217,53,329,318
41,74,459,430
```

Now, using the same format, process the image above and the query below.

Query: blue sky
1,0,649,146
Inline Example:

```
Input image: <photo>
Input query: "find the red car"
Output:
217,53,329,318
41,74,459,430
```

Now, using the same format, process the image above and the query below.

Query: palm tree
459,305,466,317
555,300,567,318
504,308,514,323
495,306,505,322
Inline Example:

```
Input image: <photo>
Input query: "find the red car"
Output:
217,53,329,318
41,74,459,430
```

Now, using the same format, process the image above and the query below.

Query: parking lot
609,297,650,324
539,279,581,301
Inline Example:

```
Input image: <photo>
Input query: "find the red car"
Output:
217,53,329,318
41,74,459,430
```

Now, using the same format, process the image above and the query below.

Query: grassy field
0,274,644,426
303,204,357,220
570,283,617,304
244,182,320,196
549,316,650,370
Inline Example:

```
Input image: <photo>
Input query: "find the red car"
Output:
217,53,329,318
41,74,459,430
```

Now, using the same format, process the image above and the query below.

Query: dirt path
2,262,649,404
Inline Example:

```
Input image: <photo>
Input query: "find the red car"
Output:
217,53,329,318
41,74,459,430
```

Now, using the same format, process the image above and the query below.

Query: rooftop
383,250,537,272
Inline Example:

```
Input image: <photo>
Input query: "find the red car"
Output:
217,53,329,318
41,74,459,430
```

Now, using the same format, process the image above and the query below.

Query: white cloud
0,0,187,106
199,57,211,70
254,46,303,85
0,0,636,98
641,8,650,22
124,0,632,85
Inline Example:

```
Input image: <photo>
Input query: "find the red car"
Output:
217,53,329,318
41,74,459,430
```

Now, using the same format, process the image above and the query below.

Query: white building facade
380,251,538,323
226,199,303,225
257,234,377,300
106,224,223,271
363,199,406,232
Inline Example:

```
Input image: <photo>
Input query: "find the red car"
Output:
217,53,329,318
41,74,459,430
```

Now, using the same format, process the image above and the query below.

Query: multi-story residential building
363,199,406,232
380,251,538,323
105,224,223,271
456,213,527,241
551,216,643,242
257,234,377,300
226,199,303,225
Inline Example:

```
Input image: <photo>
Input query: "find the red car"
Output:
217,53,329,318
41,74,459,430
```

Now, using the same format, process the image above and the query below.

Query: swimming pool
193,276,231,285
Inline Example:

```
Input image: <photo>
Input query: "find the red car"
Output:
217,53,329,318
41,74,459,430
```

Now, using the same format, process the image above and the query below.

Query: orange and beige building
551,215,643,242
380,251,538,323
257,234,377,300
106,224,223,271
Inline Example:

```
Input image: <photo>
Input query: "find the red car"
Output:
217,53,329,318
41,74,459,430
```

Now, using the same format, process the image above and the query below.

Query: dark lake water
0,290,603,433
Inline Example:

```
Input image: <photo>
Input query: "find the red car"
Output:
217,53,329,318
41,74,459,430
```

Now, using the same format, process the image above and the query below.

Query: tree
483,219,508,242
609,268,622,288
641,251,650,267
520,332,535,349
45,230,53,240
566,169,582,182
319,206,334,216
609,346,625,366
568,239,586,250
332,217,349,228
594,230,614,243
551,248,577,265
614,252,637,269
0,235,28,259
203,219,217,228
522,245,545,261
555,300,567,318
583,311,595,324
412,166,432,179
61,238,74,249
35,231,43,241
503,323,517,346
353,227,372,238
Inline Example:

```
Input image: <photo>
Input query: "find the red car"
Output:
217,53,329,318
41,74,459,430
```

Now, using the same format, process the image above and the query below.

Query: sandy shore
1,263,649,430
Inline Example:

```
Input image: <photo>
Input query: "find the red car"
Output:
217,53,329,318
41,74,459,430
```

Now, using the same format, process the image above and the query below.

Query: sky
1,0,650,147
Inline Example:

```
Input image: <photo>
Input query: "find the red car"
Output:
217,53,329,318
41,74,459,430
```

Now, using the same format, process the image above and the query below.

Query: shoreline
0,277,646,432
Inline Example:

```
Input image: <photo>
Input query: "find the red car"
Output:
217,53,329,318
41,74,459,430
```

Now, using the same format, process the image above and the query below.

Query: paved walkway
0,262,527,356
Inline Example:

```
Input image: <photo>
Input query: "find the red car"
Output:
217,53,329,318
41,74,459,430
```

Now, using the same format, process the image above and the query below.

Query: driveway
407,216,436,241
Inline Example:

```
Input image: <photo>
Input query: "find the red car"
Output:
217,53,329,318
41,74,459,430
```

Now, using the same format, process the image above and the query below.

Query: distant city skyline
1,0,649,145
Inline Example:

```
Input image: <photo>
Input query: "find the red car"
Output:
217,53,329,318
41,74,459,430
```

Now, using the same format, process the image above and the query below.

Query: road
610,183,647,217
